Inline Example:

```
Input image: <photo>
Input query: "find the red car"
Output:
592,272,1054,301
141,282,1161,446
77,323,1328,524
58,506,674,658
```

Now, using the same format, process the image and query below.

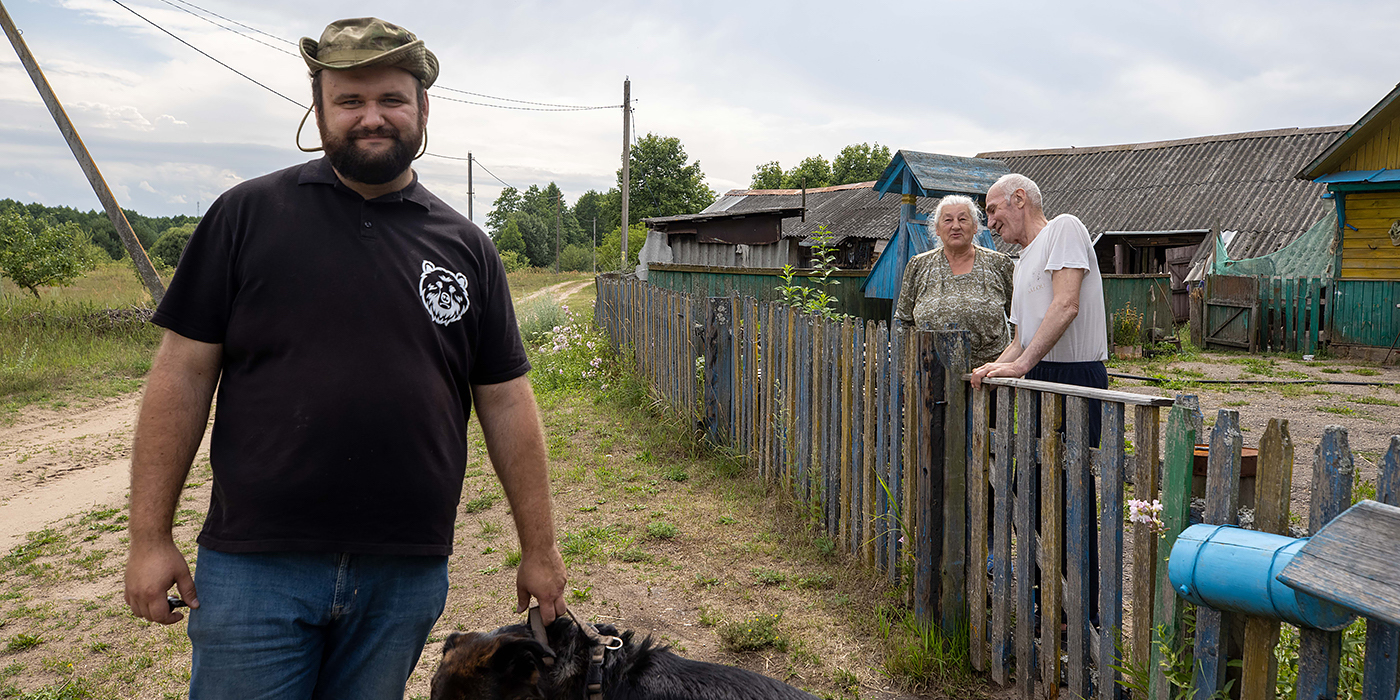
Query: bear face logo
418,260,470,326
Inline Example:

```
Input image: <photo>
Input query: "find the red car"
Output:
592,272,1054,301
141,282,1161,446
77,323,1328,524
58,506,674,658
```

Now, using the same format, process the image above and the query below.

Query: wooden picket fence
1258,275,1326,355
592,275,1400,700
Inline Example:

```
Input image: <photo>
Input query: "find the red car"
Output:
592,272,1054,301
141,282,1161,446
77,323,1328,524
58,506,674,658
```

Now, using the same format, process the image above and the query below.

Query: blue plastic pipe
1168,524,1356,631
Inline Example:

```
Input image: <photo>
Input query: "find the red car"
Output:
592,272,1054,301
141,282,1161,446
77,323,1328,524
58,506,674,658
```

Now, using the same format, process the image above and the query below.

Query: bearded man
122,18,567,699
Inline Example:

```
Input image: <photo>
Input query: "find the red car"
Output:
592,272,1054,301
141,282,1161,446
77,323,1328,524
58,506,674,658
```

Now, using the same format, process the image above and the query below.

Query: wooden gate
1203,275,1259,350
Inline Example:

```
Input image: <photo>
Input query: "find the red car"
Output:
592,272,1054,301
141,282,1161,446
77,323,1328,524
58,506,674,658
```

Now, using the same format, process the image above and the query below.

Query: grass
718,613,788,653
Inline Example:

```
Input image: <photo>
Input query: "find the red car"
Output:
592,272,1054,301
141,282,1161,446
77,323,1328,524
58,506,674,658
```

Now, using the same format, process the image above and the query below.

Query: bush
149,223,195,268
0,210,102,298
498,250,527,273
558,244,594,272
515,296,570,344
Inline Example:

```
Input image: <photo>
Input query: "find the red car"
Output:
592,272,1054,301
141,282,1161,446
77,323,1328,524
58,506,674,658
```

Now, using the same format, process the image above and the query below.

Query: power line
152,0,298,57
434,85,618,110
432,93,618,112
471,158,515,191
109,0,306,110
169,0,296,47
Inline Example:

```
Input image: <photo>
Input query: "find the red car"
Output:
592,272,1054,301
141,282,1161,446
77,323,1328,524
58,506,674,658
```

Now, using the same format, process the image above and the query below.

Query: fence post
1065,395,1094,699
991,385,1014,686
703,297,733,447
936,331,970,635
1151,395,1201,700
1295,425,1355,700
1042,392,1065,700
1193,409,1243,700
1363,435,1400,700
1099,401,1127,700
1241,419,1294,700
915,330,944,626
969,384,991,674
1132,404,1162,674
1015,388,1037,699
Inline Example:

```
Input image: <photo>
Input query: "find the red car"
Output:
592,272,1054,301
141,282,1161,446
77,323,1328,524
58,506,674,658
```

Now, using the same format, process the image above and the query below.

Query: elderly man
971,173,1108,415
123,18,566,699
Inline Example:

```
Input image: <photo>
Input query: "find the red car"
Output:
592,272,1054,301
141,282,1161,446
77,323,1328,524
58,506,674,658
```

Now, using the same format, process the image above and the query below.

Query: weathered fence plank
1241,419,1293,700
862,319,876,566
938,332,970,634
969,386,990,674
1015,388,1037,700
1132,404,1161,674
875,323,890,573
992,385,1014,686
1065,395,1094,699
1151,397,1200,700
915,331,944,626
1193,409,1243,700
1295,426,1355,700
1362,435,1400,700
1042,395,1065,700
1099,401,1126,700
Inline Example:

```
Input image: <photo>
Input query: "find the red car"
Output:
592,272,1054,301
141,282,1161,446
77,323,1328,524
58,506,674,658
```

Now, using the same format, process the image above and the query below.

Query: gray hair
933,194,983,230
991,173,1043,210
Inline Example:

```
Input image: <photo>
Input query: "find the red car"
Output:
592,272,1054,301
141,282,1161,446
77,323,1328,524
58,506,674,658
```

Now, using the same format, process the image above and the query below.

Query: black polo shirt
154,157,529,556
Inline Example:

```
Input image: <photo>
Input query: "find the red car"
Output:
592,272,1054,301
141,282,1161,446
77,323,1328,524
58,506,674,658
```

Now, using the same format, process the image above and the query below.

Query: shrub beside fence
593,275,1400,700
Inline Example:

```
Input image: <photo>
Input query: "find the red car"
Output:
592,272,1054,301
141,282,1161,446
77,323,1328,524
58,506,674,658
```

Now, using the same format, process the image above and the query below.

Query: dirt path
0,393,212,552
522,279,592,304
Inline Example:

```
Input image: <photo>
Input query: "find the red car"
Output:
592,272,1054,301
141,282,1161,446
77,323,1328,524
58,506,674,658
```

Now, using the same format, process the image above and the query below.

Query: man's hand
970,359,1029,389
124,538,198,624
515,546,568,624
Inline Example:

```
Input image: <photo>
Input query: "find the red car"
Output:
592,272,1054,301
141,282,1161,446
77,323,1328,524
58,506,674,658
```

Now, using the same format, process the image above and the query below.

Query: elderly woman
893,195,1014,366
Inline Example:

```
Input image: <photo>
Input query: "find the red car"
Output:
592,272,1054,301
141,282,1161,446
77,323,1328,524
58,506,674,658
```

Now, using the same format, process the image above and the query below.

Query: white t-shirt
1009,214,1108,363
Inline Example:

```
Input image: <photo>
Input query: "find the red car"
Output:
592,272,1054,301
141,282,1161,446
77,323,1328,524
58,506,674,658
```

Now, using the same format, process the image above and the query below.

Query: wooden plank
875,323,890,572
1015,389,1037,700
1131,405,1161,675
1281,500,1400,626
1310,278,1322,356
969,376,1174,407
1294,425,1354,700
991,385,1015,686
1041,395,1065,700
851,321,865,555
938,331,970,634
862,319,876,565
969,385,991,674
1285,277,1295,353
916,331,944,626
1065,395,1094,699
1099,401,1126,700
840,318,853,552
901,329,916,581
1192,409,1242,700
886,325,903,577
1150,397,1201,700
829,319,841,538
1240,419,1294,700
1362,436,1400,700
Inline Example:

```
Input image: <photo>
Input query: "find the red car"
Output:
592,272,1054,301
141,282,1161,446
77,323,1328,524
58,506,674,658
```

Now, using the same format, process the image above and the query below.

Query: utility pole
592,218,596,274
554,191,562,274
620,77,631,272
1,0,165,303
467,152,474,222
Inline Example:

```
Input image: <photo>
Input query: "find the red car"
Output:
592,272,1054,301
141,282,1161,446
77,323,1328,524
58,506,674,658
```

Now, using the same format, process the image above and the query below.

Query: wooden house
1297,83,1400,359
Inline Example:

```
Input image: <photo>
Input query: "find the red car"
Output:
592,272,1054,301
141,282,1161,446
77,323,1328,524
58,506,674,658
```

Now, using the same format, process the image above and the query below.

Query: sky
1,0,1398,225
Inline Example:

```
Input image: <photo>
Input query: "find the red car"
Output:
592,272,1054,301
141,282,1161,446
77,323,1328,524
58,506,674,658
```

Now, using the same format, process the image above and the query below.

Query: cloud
139,180,157,193
155,114,188,127
71,102,154,131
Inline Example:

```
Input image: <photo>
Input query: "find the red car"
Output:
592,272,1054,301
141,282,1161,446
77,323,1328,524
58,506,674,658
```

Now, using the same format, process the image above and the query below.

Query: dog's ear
440,631,475,655
490,637,553,689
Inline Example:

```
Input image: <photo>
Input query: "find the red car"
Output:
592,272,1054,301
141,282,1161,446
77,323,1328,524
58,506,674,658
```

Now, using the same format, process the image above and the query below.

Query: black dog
430,615,818,700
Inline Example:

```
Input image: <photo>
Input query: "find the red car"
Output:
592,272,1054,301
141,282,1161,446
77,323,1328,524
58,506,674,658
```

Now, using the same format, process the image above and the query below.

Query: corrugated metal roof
977,126,1346,260
705,182,942,242
873,150,1010,198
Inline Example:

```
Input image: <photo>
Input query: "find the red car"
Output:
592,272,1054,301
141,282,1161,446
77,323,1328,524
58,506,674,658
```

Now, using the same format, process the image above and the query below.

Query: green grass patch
1349,368,1381,376
1317,405,1376,420
750,568,786,585
1348,395,1400,407
559,525,617,564
718,613,788,653
645,521,679,540
5,633,42,653
461,492,502,514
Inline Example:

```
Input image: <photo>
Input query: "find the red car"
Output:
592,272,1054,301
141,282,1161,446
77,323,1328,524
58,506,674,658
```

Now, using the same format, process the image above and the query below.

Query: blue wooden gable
862,150,1008,301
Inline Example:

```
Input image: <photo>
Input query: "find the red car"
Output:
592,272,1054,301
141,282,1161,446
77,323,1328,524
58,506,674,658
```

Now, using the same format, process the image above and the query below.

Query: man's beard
319,119,422,186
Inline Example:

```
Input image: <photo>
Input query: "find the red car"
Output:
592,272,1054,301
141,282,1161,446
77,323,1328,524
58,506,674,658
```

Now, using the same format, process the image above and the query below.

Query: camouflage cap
300,17,438,88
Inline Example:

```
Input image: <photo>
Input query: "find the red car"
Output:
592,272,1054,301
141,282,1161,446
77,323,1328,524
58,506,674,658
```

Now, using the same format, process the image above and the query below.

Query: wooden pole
0,0,164,303
467,152,473,221
620,78,631,271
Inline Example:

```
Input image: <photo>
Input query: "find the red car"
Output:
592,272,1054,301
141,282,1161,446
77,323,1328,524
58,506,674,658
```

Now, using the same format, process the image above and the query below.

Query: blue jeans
187,547,449,700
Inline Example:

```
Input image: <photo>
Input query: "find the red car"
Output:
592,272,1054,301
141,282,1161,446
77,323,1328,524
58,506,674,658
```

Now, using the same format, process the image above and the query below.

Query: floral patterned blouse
893,246,1015,366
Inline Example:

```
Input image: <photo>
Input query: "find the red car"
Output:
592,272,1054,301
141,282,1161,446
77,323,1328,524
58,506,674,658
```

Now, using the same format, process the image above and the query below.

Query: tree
557,244,593,272
831,142,892,185
512,212,552,269
596,222,648,272
0,209,102,298
619,133,715,225
750,161,784,189
150,222,197,268
783,155,832,189
495,217,526,257
486,186,522,238
571,190,608,247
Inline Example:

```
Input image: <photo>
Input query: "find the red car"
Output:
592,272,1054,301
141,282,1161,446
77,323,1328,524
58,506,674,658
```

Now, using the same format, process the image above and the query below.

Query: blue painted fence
593,275,1400,700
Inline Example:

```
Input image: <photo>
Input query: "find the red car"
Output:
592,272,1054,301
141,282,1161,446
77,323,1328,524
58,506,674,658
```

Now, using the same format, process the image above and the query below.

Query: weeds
718,613,788,653
645,521,679,540
751,568,787,586
874,605,971,692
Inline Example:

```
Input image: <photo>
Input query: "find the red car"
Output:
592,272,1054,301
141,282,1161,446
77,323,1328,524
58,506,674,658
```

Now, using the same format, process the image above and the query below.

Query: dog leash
526,604,622,700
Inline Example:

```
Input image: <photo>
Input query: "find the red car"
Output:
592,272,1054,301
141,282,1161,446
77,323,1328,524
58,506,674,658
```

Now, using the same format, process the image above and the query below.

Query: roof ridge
976,125,1349,159
723,181,876,197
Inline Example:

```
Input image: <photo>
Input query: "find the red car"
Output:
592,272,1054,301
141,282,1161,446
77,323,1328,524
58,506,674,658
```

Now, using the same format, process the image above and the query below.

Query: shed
978,127,1344,322
1298,82,1400,357
861,150,1009,300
